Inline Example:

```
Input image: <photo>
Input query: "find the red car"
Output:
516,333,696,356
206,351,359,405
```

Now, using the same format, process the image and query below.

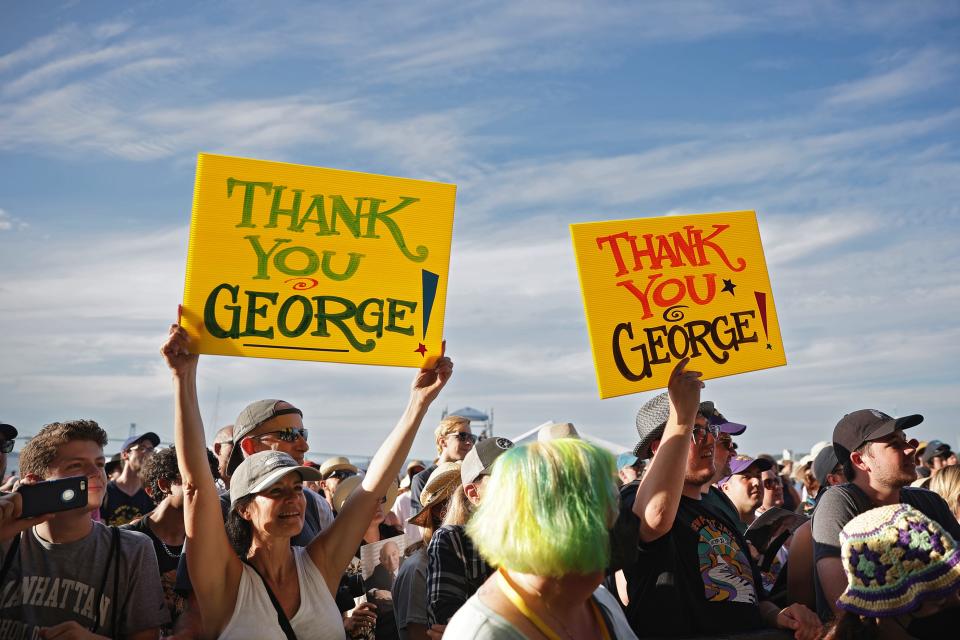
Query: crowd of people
1,332,959,639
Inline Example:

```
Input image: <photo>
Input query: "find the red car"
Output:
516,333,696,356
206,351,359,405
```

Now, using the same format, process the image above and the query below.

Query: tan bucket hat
408,461,462,527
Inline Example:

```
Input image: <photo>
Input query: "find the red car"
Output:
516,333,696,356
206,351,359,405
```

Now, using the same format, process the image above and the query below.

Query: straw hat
332,475,399,513
537,422,580,442
319,456,358,479
408,461,462,528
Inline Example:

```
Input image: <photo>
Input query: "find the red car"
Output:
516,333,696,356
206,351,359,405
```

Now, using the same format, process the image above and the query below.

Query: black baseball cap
0,423,17,440
921,440,952,465
832,409,923,464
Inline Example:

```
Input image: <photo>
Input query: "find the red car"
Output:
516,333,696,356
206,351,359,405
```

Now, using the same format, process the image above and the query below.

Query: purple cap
700,401,746,436
718,455,773,485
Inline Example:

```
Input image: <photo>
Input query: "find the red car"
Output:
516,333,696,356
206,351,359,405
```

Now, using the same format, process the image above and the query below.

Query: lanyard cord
495,568,611,640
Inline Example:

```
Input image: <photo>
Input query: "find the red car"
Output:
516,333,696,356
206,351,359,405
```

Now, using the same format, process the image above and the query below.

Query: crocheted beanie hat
837,504,960,617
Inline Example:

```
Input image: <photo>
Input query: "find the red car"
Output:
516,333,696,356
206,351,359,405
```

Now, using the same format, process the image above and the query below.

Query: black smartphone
18,476,88,518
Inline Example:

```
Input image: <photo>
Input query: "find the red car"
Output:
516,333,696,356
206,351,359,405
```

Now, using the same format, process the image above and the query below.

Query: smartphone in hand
17,476,88,518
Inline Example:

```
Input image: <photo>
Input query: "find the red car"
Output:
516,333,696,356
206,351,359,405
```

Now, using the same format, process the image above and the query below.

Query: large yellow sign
181,153,456,367
571,210,785,398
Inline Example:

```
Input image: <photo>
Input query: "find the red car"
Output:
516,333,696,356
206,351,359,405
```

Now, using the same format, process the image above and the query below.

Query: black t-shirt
100,481,155,526
613,485,765,637
408,464,437,514
121,516,183,574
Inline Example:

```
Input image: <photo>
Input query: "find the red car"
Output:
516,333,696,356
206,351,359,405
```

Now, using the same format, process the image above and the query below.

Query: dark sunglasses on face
328,469,356,481
448,432,477,445
255,427,309,443
0,439,13,454
691,424,719,444
762,478,780,490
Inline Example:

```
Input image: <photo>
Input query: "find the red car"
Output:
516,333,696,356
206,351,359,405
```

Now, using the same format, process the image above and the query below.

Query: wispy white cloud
0,27,76,73
825,48,960,108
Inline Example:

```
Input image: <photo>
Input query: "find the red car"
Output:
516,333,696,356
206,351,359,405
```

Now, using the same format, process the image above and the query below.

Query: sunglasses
691,424,719,444
448,432,477,445
0,439,13,454
762,478,781,490
255,428,308,443
717,435,735,451
328,469,356,481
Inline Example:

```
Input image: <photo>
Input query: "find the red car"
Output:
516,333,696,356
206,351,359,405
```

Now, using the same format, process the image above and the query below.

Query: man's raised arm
632,357,702,543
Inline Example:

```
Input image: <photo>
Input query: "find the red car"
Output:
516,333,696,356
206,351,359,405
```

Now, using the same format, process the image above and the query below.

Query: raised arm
310,351,453,591
632,357,702,543
160,324,242,633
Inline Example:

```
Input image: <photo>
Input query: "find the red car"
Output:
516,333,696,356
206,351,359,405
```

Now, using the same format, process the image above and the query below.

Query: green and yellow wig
467,438,618,577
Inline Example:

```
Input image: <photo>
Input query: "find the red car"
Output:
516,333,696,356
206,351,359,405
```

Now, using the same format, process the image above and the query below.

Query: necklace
157,537,183,558
145,517,183,558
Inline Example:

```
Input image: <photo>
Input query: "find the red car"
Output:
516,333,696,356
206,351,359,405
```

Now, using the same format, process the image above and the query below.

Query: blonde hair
440,485,472,527
434,415,470,455
930,466,960,518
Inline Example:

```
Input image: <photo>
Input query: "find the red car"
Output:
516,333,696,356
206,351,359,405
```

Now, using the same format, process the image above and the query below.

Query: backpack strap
90,525,120,634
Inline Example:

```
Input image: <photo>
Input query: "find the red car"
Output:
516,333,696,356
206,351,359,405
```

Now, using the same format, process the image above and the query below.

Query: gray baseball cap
461,437,514,486
229,450,322,506
813,444,840,487
633,392,671,460
227,399,303,474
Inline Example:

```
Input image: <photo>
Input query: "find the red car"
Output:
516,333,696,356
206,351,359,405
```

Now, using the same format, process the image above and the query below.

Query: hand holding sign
667,357,704,428
412,341,452,407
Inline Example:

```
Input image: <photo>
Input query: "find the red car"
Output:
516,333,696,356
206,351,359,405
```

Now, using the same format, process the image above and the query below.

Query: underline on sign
242,344,350,353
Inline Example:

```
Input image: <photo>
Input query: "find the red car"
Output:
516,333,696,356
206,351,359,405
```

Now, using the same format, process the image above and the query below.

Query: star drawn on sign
721,279,737,295
414,343,428,356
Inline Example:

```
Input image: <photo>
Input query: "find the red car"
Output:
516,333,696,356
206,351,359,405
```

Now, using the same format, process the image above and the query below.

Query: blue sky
2,0,958,462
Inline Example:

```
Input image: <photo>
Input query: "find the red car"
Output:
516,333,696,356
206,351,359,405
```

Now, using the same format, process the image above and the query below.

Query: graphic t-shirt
616,492,764,637
0,522,169,638
100,481,155,526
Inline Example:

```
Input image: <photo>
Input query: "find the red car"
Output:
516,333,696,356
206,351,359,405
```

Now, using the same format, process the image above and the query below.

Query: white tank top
219,546,346,640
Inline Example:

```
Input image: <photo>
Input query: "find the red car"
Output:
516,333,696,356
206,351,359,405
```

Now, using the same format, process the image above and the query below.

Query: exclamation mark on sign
754,291,772,350
416,270,439,356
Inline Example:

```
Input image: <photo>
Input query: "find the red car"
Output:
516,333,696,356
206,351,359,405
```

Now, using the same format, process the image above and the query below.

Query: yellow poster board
570,210,785,398
181,153,456,367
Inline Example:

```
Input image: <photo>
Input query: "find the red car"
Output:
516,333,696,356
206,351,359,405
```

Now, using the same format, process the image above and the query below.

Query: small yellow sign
571,210,785,398
182,153,456,367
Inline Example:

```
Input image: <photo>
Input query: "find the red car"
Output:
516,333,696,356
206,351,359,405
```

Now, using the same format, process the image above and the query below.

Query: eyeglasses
691,424,719,444
328,469,356,481
255,428,309,443
762,478,780,490
0,439,13,454
448,432,477,445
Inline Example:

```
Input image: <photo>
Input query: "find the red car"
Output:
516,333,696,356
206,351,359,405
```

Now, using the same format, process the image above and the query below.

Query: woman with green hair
444,437,637,639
